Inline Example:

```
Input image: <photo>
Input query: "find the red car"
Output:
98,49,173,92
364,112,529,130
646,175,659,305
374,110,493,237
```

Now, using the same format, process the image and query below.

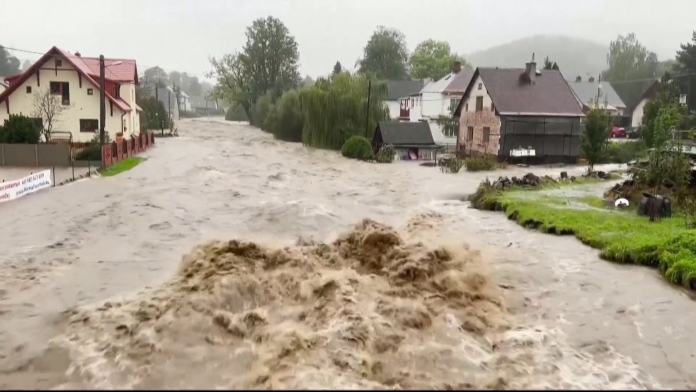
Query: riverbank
470,179,696,290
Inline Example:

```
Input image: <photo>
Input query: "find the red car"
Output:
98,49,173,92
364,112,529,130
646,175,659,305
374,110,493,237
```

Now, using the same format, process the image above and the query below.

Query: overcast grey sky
1,0,693,81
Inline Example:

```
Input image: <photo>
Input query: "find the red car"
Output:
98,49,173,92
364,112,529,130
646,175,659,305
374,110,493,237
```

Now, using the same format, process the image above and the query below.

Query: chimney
575,76,581,82
525,53,537,84
75,51,81,57
589,76,595,82
452,61,462,74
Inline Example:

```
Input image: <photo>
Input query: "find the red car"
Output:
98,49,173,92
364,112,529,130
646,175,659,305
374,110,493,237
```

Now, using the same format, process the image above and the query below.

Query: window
465,103,468,112
25,86,32,94
55,59,62,67
50,82,70,105
491,102,495,112
467,126,474,141
478,83,482,90
449,98,460,112
87,88,94,95
476,96,483,112
115,84,121,99
483,127,490,143
80,119,99,133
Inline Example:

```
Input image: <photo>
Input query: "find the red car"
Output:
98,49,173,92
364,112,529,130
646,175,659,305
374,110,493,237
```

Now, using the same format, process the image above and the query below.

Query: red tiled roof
0,46,134,112
74,57,138,83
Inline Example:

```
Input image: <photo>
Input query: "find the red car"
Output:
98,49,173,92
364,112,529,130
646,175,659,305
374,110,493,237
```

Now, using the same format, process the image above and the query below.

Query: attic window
478,83,482,90
56,59,62,67
87,88,94,95
25,86,32,94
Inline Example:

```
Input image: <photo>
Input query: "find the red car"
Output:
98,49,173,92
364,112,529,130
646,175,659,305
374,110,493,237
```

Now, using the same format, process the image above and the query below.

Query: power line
2,45,210,81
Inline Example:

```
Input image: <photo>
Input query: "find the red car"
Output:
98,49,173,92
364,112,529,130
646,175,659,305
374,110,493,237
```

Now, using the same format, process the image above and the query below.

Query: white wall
120,82,139,135
385,100,400,120
0,57,128,143
460,75,493,115
631,98,648,129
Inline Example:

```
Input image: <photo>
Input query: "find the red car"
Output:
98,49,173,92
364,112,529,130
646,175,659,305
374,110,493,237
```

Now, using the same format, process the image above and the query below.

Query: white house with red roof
402,61,474,146
0,46,140,143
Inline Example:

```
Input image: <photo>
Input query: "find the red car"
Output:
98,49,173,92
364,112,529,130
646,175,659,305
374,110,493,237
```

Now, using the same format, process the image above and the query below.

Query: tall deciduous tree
168,71,182,88
409,40,468,81
143,66,168,86
209,16,301,124
581,101,611,172
603,33,659,107
357,26,409,80
0,46,20,77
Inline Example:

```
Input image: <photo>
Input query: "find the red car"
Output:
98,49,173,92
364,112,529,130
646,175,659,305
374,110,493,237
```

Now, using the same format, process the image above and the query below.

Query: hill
465,35,609,80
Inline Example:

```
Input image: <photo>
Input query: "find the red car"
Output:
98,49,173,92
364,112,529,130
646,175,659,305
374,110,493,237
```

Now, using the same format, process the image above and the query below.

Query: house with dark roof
0,46,140,142
406,61,475,146
385,80,426,121
568,76,627,116
453,55,585,163
372,121,442,161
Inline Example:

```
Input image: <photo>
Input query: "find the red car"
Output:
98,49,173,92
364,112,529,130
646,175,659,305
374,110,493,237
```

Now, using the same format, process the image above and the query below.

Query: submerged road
0,119,694,389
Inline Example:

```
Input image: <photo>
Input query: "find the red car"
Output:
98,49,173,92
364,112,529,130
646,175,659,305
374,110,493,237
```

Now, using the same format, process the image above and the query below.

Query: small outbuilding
372,121,442,161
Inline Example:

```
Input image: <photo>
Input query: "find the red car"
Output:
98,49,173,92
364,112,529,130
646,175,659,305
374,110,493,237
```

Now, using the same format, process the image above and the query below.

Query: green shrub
446,158,465,173
75,133,111,161
270,90,304,143
602,140,647,164
252,94,274,131
0,114,41,143
465,156,497,171
341,136,374,161
375,144,394,163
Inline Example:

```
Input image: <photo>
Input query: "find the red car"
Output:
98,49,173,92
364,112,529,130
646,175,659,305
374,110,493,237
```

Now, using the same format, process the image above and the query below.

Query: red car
611,127,627,138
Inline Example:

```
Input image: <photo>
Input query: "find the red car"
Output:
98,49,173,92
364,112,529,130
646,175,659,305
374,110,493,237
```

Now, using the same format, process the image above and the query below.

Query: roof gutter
498,112,586,117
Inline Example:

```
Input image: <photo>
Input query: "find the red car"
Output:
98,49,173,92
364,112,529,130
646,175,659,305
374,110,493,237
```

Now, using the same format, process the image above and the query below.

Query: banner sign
0,169,52,203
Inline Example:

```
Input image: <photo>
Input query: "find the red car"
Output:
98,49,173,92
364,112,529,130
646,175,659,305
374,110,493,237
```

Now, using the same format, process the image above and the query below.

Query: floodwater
1,118,695,389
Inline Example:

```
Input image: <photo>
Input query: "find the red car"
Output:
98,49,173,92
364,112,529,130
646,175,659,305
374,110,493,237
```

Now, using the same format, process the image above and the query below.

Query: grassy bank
471,183,696,290
101,157,145,177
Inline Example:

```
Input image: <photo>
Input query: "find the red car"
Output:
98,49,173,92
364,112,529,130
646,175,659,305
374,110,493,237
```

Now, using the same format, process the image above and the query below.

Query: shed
372,121,442,160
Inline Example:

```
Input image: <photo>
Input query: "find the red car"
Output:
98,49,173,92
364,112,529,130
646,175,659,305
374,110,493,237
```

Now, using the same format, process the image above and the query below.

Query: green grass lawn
101,157,146,177
473,184,696,290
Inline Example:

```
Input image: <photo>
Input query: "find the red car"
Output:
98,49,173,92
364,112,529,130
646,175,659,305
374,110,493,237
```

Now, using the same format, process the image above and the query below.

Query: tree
603,33,659,107
673,31,696,112
186,76,203,96
357,26,409,80
0,45,20,77
302,75,315,87
332,61,343,75
140,97,170,130
209,16,301,125
542,56,560,71
143,66,168,86
581,101,611,172
0,114,40,144
168,71,182,88
32,88,69,141
641,91,676,148
409,39,469,81
298,72,389,149
21,59,32,72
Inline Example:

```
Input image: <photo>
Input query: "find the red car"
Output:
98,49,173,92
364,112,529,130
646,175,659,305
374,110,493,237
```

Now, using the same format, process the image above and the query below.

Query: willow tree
298,73,389,150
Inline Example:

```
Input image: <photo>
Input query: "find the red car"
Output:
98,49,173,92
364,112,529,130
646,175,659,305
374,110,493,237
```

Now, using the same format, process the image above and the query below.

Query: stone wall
458,109,501,156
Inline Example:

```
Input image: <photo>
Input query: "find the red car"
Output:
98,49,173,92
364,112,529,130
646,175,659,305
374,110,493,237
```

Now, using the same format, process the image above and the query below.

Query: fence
0,143,71,167
101,132,155,168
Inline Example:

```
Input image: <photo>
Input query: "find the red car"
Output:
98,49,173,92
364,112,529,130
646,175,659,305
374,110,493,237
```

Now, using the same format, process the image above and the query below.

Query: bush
602,140,647,164
75,133,111,161
269,90,304,143
0,114,41,143
465,156,497,171
341,136,374,161
252,94,274,130
375,144,394,163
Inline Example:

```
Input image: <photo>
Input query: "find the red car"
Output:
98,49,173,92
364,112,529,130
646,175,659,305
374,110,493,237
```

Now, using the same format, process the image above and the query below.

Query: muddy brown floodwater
1,118,695,389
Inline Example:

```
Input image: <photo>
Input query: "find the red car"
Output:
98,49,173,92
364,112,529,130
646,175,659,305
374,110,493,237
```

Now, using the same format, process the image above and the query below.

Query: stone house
453,56,585,163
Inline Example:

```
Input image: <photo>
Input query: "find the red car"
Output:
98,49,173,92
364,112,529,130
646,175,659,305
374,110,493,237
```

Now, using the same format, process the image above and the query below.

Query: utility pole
596,74,602,104
99,55,106,145
365,80,372,137
168,87,171,120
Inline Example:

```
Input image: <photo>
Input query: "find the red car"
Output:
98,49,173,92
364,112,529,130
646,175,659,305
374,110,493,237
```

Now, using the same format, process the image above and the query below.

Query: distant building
190,95,218,113
372,121,442,161
629,80,661,130
156,86,179,121
454,55,585,163
384,80,426,120
568,76,626,116
403,62,475,146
